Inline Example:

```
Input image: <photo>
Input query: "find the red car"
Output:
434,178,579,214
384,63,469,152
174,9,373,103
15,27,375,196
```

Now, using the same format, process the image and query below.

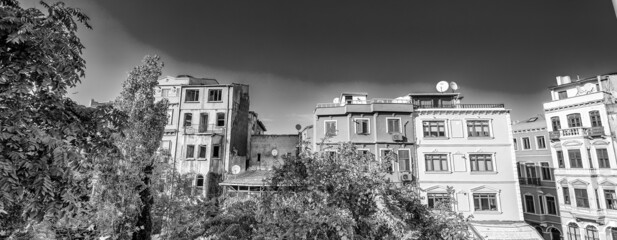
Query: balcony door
567,113,582,128
525,163,537,179
199,113,208,133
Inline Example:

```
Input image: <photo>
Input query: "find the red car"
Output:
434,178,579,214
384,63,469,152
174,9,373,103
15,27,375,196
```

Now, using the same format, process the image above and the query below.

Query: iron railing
183,124,225,134
518,177,541,186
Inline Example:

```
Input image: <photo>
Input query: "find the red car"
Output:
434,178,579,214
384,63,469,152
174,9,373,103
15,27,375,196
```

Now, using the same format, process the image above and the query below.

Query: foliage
204,143,471,239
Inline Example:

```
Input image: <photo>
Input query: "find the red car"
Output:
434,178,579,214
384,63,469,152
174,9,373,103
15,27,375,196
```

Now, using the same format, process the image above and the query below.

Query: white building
543,74,617,240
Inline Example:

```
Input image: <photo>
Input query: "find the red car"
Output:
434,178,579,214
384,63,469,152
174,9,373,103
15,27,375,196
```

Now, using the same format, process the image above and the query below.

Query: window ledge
467,137,494,140
185,158,195,161
208,101,223,103
473,211,502,215
424,171,453,174
423,137,449,140
196,159,208,161
470,171,499,175
184,101,199,103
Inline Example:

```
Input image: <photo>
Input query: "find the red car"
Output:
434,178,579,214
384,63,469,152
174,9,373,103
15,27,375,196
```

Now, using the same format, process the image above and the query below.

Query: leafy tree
205,143,471,239
0,0,122,235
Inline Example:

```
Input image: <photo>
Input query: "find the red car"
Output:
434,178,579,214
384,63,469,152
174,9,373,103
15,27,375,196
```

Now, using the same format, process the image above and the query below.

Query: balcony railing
518,177,541,186
183,124,225,134
414,103,505,109
589,126,604,137
549,131,560,141
316,98,412,108
561,127,590,137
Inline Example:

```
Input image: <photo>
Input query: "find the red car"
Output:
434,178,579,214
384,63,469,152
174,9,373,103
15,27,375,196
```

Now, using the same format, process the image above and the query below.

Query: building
299,125,313,153
154,75,252,198
513,115,563,240
312,92,416,183
411,92,524,223
543,74,617,239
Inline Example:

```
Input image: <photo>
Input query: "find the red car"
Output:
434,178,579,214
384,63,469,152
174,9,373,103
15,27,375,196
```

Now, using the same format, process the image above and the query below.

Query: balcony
414,103,505,109
589,126,604,137
544,91,610,111
561,127,590,138
549,131,560,141
519,177,541,186
183,124,225,135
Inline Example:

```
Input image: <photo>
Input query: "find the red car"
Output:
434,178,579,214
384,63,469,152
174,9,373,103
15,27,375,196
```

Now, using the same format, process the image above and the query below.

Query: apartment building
543,74,617,240
313,92,416,182
155,75,252,198
412,93,524,222
513,115,562,240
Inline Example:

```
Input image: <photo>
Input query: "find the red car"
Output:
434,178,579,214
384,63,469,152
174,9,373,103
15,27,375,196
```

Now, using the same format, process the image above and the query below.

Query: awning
469,221,543,240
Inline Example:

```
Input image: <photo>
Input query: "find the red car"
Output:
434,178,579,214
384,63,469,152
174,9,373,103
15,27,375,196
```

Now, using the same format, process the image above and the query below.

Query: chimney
562,76,571,84
556,76,562,85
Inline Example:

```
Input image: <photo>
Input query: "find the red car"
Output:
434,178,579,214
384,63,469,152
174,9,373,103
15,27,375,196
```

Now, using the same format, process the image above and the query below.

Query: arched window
567,223,580,240
585,226,599,240
567,114,582,128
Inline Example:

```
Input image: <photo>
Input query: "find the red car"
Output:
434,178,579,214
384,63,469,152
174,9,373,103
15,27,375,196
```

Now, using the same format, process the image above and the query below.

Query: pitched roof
512,114,547,131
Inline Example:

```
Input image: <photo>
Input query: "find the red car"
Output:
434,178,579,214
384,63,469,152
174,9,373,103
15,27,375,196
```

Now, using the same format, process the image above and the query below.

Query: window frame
161,88,170,97
184,89,200,102
540,162,552,181
473,193,499,212
567,113,582,128
567,223,580,240
556,150,565,168
212,144,221,159
536,136,546,149
424,154,449,172
208,89,223,102
574,188,590,208
216,112,225,127
186,145,195,159
596,148,610,169
469,153,495,172
585,226,599,240
184,113,193,127
197,145,208,159
551,116,561,131
466,119,491,138
545,195,557,215
398,149,411,172
386,117,402,134
563,187,571,205
605,189,617,210
354,118,370,135
422,120,447,138
522,137,531,150
524,195,536,214
589,110,602,127
568,149,583,168
558,91,567,100
513,138,518,151
167,109,174,126
427,192,450,208
324,120,338,136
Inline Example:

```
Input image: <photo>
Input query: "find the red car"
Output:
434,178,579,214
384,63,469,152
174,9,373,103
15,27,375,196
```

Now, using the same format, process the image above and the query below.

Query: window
541,162,552,180
398,150,411,172
513,138,518,150
195,174,204,195
357,149,369,156
387,118,401,133
574,188,589,208
469,154,493,172
208,89,222,102
563,187,571,204
199,113,208,132
597,149,610,168
546,196,557,215
467,120,490,137
538,196,545,214
212,145,220,158
161,88,170,97
186,145,195,159
551,116,561,131
569,150,583,168
185,89,199,102
567,223,580,240
522,137,531,150
557,150,565,168
473,193,498,211
325,121,337,136
425,154,448,172
558,91,567,100
257,153,261,162
525,163,538,178
585,226,599,240
198,145,207,159
325,150,337,159
589,110,602,127
423,121,446,137
605,189,617,210
216,113,225,127
536,136,546,149
355,119,369,134
567,113,582,128
427,193,450,208
184,113,193,127
524,195,535,213
166,110,174,125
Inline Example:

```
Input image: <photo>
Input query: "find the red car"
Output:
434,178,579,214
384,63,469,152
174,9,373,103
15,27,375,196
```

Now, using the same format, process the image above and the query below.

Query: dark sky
19,0,617,133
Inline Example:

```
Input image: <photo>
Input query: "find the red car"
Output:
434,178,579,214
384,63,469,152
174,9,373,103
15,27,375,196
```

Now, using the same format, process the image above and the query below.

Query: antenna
436,81,449,93
450,81,459,92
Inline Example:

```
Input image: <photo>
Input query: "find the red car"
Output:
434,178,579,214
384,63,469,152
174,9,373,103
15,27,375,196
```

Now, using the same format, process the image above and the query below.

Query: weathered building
543,74,617,239
513,115,562,239
154,75,252,198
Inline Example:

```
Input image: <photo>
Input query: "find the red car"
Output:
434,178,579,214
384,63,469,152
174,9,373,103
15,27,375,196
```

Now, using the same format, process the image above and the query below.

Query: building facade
543,74,617,240
412,93,524,222
155,75,252,198
513,115,563,240
313,92,416,183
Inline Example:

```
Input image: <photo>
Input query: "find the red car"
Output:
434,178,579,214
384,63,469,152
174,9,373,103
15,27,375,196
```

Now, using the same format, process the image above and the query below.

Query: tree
111,55,168,240
0,0,116,235
204,143,471,239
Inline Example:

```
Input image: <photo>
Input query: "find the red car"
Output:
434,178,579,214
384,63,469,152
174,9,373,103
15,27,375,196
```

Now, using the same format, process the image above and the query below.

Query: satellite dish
295,124,302,131
231,165,241,175
271,148,278,157
436,81,449,93
333,98,340,103
583,83,595,92
450,81,459,91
